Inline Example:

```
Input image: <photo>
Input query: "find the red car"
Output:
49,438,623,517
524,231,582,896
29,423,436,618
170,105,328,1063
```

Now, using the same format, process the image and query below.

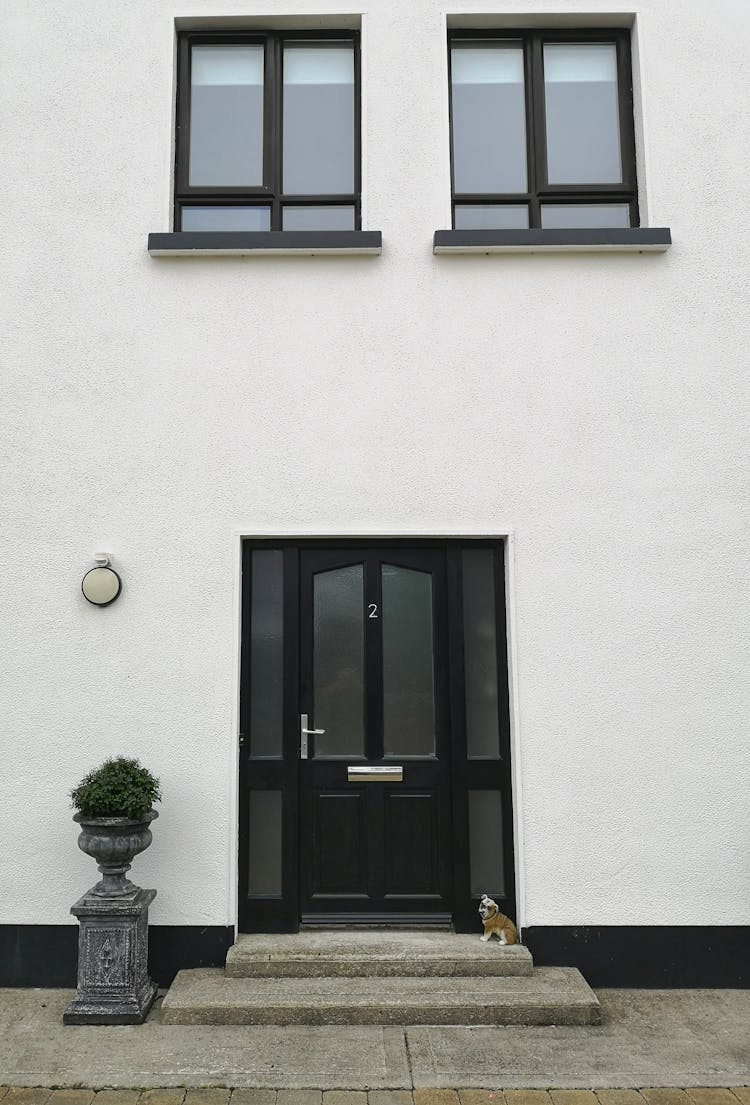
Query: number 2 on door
368,603,378,619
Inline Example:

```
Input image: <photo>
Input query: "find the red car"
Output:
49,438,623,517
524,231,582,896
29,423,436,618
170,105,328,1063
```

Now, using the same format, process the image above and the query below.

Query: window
448,30,637,230
175,32,360,232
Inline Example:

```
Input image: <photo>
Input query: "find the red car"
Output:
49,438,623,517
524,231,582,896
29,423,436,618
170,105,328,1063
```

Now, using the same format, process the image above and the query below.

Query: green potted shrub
71,756,161,898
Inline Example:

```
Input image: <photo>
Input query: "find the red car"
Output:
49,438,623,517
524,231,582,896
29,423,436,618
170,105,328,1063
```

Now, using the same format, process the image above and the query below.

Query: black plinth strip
148,231,382,256
433,227,672,253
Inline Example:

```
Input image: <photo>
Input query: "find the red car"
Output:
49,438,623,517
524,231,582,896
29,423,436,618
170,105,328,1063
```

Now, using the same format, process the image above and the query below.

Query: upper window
175,32,360,231
448,30,637,229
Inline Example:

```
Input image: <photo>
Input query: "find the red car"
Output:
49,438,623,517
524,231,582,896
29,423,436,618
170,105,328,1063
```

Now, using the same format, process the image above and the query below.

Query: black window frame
448,28,638,229
175,29,361,232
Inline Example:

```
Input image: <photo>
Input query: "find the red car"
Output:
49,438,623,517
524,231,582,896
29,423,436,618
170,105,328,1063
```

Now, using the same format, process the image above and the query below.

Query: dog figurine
478,894,519,945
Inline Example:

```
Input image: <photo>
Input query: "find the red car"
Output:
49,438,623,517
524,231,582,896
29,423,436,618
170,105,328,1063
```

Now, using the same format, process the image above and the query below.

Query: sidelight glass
543,42,622,184
248,790,282,895
249,549,284,758
189,45,264,186
450,44,527,194
462,549,500,759
469,790,504,896
313,564,365,756
283,43,355,195
382,565,435,757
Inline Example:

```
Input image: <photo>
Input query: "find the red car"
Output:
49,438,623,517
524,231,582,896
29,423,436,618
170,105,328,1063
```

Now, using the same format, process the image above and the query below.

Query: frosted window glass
544,43,622,184
541,203,630,228
382,566,435,757
451,45,527,194
283,206,355,230
249,550,283,758
313,564,365,756
189,45,264,186
283,44,355,194
182,206,271,231
454,205,528,230
462,549,500,759
248,790,282,896
469,791,504,897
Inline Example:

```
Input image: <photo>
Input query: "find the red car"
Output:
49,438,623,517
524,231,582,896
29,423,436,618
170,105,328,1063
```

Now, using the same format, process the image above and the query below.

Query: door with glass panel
298,547,451,919
238,540,515,932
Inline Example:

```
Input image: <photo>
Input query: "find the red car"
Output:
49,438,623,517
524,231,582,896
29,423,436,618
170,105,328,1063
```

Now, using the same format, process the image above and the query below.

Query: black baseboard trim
523,925,750,987
0,925,234,988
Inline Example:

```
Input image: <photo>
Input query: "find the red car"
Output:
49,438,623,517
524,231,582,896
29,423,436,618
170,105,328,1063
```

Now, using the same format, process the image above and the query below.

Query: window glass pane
249,550,283,758
181,206,271,231
248,790,282,895
543,43,622,184
382,565,435,757
189,45,264,187
454,205,529,230
314,564,365,756
462,549,500,759
469,790,504,897
541,203,630,228
451,45,527,194
283,206,355,231
283,43,355,195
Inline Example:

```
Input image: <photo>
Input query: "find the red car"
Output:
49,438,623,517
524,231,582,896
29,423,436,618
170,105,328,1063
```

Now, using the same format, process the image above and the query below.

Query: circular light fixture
82,556,122,607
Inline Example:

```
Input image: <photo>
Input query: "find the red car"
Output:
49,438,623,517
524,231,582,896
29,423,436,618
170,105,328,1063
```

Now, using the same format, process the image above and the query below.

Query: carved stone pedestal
63,887,157,1025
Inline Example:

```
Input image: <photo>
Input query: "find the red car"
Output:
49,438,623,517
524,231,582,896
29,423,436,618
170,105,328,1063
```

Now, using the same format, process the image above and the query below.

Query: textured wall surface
1,0,748,928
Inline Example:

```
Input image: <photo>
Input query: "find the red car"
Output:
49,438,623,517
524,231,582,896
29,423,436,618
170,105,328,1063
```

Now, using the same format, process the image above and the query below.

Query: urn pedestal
63,887,158,1024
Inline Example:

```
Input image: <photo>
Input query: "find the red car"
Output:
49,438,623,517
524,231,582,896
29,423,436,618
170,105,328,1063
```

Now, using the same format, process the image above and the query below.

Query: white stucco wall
1,0,748,929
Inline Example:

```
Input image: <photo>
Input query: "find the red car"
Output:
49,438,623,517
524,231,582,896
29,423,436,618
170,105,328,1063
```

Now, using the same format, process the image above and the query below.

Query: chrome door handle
300,714,325,759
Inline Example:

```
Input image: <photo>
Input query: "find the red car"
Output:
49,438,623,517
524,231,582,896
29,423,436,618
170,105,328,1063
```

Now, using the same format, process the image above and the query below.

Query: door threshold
301,912,453,929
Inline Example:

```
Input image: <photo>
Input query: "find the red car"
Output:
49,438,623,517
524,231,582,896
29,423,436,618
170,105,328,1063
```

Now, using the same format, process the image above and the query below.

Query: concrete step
225,931,534,978
161,967,601,1026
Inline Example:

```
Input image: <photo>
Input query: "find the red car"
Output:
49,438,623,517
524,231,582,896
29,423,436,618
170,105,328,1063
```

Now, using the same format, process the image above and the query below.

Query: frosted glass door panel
543,43,622,184
248,790,282,896
313,564,365,756
249,550,284,757
382,565,435,757
462,549,500,759
283,44,355,194
189,46,264,186
451,45,527,193
469,790,505,896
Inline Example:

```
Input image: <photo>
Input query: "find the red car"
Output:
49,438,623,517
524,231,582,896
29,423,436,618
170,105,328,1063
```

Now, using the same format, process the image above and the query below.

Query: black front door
238,539,516,934
298,547,452,921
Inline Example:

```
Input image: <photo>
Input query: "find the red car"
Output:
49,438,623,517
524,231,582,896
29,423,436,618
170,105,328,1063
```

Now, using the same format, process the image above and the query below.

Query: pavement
0,989,748,1091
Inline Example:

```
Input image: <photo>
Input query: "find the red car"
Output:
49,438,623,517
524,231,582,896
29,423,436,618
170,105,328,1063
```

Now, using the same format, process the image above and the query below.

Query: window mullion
529,33,547,227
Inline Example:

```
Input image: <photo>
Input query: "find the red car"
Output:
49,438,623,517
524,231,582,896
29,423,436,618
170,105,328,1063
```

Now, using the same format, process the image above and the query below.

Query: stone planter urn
74,809,158,897
64,810,159,1025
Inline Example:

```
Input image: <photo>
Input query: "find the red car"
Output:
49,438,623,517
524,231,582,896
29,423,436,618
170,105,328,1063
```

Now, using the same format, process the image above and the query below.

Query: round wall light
82,555,122,607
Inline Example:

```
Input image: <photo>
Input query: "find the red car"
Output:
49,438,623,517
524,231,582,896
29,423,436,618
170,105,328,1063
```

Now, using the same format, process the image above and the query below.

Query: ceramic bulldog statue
478,893,518,945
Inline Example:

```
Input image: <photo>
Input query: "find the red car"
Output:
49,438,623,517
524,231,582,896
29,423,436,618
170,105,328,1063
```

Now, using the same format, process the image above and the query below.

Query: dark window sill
433,228,672,254
148,231,382,257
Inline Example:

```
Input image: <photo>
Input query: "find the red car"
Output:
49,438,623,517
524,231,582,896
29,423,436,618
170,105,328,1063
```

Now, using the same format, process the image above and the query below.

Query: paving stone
595,1094,645,1105
729,1094,750,1105
48,1094,96,1105
551,1094,598,1105
640,1093,691,1105
459,1092,504,1105
687,1094,742,1105
413,1094,460,1105
322,1095,367,1105
184,1094,230,1105
230,1094,276,1105
505,1094,552,1105
3,1092,52,1105
94,1095,140,1105
367,1094,414,1105
138,1094,186,1105
276,1093,322,1105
